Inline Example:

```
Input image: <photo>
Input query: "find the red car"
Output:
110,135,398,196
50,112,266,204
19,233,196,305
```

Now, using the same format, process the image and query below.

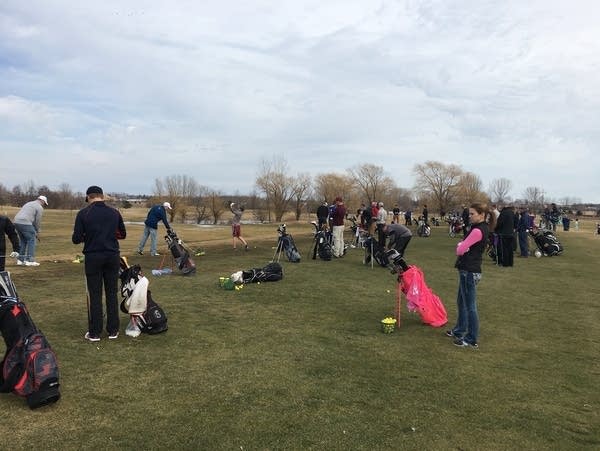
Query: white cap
38,195,48,206
163,202,172,210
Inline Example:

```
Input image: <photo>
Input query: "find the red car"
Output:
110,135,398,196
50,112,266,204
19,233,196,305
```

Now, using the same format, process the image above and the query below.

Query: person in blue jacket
137,202,172,256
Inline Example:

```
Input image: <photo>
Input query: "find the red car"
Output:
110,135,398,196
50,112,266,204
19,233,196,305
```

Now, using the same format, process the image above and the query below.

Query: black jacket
455,222,489,273
495,207,515,235
0,216,20,253
316,205,329,220
72,202,126,255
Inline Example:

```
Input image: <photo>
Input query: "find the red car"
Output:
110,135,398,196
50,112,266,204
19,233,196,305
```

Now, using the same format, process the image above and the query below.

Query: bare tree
189,185,211,224
56,183,78,209
21,180,37,198
456,172,487,205
255,155,294,222
412,161,464,213
0,183,8,205
153,175,199,222
290,172,312,221
348,163,395,204
313,172,355,206
389,187,414,210
523,186,545,211
206,190,225,225
488,178,513,203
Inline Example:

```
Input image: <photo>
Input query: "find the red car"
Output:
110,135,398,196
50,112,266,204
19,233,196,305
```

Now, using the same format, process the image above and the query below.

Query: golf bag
311,222,332,261
399,265,448,327
231,262,283,284
275,225,301,263
447,215,463,237
363,236,388,267
529,229,563,257
165,229,196,275
119,259,168,336
0,271,60,409
417,219,431,237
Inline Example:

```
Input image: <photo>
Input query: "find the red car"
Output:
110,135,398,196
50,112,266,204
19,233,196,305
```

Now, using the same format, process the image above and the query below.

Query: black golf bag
231,262,284,284
417,220,431,237
275,225,301,263
0,271,60,409
363,236,389,267
529,229,563,256
165,229,196,275
311,222,332,261
119,258,168,336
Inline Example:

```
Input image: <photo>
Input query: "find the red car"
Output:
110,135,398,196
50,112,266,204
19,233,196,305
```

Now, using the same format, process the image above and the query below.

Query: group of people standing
491,204,538,266
316,197,347,258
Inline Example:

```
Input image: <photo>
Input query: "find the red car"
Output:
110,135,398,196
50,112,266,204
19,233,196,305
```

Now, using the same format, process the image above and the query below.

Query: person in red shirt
331,197,347,258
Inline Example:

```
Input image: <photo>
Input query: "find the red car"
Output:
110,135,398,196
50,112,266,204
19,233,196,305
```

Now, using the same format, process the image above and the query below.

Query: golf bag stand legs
396,277,402,328
272,238,283,263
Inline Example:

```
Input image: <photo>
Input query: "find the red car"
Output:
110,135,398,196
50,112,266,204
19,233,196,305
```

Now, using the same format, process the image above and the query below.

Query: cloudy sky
1,1,599,202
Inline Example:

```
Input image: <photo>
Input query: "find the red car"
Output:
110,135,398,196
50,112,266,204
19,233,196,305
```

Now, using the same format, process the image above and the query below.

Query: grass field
1,207,599,450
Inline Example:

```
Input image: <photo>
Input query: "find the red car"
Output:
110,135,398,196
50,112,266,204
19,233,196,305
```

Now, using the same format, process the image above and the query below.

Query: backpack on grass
0,271,60,409
1,331,60,409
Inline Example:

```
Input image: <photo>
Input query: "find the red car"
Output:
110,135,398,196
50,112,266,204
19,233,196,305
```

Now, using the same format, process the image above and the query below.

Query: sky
1,0,599,203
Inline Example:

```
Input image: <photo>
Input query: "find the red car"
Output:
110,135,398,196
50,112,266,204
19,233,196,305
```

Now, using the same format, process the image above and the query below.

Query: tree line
1,159,594,223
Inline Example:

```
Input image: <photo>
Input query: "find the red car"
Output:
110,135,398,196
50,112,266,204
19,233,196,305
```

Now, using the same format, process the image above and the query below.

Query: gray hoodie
14,200,44,232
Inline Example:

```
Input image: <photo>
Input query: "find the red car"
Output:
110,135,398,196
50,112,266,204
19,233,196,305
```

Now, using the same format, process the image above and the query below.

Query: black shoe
245,245,249,251
445,330,456,338
137,250,144,255
453,338,478,349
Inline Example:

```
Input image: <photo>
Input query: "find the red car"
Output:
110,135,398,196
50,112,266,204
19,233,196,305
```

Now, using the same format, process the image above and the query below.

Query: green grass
1,209,599,450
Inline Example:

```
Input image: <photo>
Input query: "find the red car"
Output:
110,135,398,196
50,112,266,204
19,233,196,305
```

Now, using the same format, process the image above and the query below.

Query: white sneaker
17,260,24,266
25,261,40,267
84,332,101,342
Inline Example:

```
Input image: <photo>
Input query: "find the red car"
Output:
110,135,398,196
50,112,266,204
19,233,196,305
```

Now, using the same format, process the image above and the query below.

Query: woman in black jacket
446,203,496,349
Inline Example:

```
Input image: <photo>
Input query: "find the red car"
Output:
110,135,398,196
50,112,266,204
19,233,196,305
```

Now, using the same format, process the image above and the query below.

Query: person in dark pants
316,202,329,231
0,215,20,271
517,207,530,257
72,186,126,342
495,205,515,267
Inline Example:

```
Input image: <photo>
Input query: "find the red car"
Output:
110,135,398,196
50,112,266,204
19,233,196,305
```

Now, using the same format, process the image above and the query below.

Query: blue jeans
14,223,37,263
138,226,158,254
451,270,481,345
518,230,529,256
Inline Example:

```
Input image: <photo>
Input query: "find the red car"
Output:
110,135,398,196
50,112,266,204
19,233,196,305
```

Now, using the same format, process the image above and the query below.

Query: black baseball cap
85,185,103,202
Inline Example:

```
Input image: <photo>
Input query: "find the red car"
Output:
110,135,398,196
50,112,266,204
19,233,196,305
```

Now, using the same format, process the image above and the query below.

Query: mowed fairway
1,207,599,450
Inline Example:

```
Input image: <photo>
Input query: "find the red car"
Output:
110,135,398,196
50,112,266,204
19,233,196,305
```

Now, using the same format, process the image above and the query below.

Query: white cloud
1,0,599,201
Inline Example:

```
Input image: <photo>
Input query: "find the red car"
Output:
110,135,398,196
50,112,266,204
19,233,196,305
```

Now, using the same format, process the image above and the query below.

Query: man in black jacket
72,186,126,342
316,202,329,231
495,205,515,267
0,215,20,271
